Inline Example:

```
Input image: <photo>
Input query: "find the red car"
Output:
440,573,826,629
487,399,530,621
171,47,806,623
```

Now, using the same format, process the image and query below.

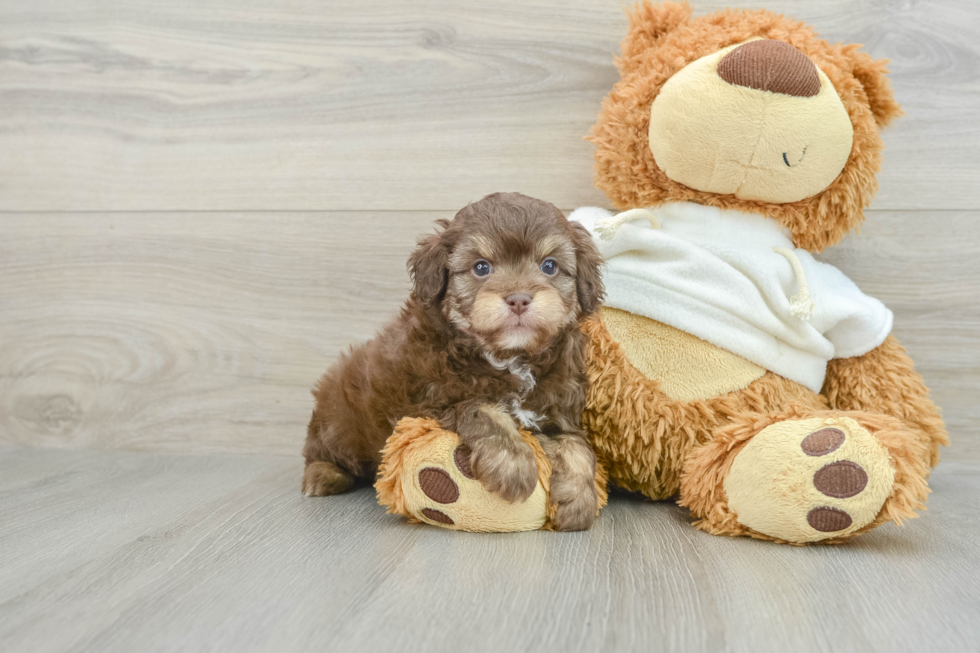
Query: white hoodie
569,202,893,393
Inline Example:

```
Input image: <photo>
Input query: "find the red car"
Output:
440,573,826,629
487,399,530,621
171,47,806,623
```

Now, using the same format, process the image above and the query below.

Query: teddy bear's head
590,2,903,251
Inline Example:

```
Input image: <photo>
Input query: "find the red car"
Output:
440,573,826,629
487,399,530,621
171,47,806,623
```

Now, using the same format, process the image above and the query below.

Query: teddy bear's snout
646,36,854,204
717,40,820,98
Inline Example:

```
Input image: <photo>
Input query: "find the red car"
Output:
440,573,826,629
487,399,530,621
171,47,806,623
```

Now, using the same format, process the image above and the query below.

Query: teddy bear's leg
375,417,553,532
824,335,948,469
679,406,931,544
376,418,609,532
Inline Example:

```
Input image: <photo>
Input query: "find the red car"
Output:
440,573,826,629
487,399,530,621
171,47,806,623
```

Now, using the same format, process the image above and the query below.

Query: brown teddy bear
376,2,948,542
376,417,607,532
571,1,948,543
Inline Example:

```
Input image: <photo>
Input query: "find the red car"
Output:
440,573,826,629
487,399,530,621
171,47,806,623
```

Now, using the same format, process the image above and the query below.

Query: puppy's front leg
537,433,599,532
443,402,538,503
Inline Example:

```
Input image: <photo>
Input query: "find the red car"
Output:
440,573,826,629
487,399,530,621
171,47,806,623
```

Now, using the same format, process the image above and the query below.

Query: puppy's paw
550,481,599,532
468,439,539,503
302,461,354,497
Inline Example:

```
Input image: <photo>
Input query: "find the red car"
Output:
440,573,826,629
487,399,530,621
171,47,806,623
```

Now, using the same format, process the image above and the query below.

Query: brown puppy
302,192,605,530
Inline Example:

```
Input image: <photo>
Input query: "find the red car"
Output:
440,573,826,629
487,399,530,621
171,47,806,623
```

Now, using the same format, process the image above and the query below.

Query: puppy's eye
472,259,492,278
540,258,559,276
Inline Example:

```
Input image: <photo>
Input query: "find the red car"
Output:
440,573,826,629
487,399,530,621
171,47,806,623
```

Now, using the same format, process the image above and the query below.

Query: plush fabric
591,2,904,252
722,416,896,543
570,202,893,393
373,2,945,542
376,418,549,532
576,1,945,545
602,307,764,401
376,417,608,532
376,418,551,532
648,40,854,203
824,334,950,468
679,405,932,545
583,314,828,500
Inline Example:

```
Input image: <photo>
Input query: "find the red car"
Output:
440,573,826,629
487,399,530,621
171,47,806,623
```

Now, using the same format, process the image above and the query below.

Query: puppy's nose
505,293,532,316
717,40,820,98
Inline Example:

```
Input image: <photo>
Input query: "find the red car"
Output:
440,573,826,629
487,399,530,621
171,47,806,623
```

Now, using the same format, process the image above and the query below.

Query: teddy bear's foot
375,418,551,532
680,410,931,544
724,417,897,542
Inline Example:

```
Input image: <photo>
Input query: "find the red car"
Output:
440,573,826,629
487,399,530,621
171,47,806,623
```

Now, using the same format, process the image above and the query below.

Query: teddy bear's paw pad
420,507,454,525
454,445,475,479
812,460,868,499
806,506,851,532
402,438,548,533
418,467,459,504
801,427,845,455
724,417,895,542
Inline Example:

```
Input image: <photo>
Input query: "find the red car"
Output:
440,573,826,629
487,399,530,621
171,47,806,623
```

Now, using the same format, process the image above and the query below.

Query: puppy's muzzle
505,293,532,316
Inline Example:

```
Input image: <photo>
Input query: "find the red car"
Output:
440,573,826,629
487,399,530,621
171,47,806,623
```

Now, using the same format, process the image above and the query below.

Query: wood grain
0,2,977,650
0,445,977,653
0,0,977,212
1,210,977,460
0,211,435,455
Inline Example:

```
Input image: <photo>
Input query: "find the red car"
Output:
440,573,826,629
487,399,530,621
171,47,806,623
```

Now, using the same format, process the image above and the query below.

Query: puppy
302,192,605,531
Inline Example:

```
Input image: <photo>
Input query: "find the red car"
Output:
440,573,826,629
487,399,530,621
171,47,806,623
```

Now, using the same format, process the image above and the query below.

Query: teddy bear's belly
601,307,765,401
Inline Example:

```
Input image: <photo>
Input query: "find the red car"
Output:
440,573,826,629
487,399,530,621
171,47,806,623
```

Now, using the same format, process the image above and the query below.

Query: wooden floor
1,0,979,651
1,0,978,461
1,444,978,653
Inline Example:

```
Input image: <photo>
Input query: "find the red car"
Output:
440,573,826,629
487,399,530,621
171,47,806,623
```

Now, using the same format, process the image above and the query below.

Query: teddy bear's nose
717,40,821,98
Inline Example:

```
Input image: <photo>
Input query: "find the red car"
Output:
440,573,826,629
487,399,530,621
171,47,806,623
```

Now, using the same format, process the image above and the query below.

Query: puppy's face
409,193,603,355
447,223,577,353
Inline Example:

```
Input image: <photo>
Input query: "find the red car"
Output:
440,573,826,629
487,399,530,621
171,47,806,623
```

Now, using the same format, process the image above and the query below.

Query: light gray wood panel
0,0,977,212
1,210,977,460
0,445,978,653
0,210,440,455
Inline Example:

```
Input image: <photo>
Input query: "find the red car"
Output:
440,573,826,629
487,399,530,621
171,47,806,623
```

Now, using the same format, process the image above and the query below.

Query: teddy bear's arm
823,335,948,467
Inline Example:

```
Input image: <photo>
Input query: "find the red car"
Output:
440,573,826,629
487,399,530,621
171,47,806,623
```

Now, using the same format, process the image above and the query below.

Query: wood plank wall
1,0,978,460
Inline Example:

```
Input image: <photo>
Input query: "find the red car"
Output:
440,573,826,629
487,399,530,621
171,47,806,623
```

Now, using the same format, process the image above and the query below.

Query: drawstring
773,247,815,321
595,208,661,240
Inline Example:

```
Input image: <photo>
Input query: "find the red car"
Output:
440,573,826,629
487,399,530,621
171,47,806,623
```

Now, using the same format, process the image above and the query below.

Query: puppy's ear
570,221,605,316
408,220,451,306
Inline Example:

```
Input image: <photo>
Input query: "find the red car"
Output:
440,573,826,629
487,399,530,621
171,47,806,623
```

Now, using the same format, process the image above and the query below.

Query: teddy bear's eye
472,260,492,278
540,258,559,276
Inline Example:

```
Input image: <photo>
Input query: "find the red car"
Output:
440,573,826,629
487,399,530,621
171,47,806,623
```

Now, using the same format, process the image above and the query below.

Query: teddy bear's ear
849,49,904,127
618,1,693,74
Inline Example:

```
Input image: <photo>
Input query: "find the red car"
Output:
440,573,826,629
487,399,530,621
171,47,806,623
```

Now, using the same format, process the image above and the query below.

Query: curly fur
583,314,826,500
586,313,941,544
304,193,606,530
374,417,609,531
576,1,944,544
824,335,949,467
591,1,903,252
678,406,932,545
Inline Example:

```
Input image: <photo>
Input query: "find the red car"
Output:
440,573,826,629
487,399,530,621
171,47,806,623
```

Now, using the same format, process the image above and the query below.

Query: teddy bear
375,417,608,531
376,2,948,542
569,1,948,544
